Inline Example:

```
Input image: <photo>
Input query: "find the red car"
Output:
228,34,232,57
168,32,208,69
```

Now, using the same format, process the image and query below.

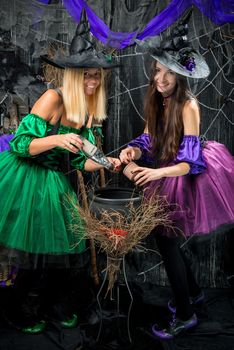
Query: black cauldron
88,187,142,218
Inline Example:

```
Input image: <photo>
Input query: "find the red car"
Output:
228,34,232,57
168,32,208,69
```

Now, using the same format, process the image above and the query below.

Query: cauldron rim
88,187,142,204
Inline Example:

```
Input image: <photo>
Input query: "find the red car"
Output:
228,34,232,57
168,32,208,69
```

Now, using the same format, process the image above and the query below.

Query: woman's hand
55,133,83,154
107,157,122,172
119,147,142,164
29,133,84,156
133,166,165,186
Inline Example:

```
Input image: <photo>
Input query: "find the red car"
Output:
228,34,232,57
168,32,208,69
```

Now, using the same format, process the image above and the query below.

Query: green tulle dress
0,113,97,255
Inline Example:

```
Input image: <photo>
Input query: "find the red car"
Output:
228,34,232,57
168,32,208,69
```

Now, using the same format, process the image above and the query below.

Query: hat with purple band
135,9,210,79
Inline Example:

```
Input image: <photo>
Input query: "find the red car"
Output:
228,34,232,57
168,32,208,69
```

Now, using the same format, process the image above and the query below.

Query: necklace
162,94,173,107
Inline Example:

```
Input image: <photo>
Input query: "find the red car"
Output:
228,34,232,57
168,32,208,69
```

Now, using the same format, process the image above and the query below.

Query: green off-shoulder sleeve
70,127,97,171
10,114,48,157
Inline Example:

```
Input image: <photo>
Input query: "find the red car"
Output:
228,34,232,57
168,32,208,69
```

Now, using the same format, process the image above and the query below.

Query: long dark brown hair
144,62,194,162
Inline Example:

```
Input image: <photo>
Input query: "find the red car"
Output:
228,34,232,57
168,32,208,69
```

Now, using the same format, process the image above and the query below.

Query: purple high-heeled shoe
152,313,198,340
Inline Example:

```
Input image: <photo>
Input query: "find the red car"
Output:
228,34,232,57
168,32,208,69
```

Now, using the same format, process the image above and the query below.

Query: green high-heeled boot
21,320,46,334
60,313,78,328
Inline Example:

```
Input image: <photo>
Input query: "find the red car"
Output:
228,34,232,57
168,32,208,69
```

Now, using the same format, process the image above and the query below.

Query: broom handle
94,132,106,188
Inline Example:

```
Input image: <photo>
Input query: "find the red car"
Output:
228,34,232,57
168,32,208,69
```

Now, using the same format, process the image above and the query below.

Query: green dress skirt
0,114,96,256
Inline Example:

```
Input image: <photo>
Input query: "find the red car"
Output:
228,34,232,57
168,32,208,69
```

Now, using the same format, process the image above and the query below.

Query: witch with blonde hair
0,10,120,333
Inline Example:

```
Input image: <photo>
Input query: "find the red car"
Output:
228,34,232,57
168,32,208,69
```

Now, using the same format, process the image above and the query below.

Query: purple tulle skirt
0,134,14,152
145,141,234,237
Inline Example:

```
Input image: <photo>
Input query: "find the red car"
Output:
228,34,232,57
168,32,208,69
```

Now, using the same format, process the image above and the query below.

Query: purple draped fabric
36,0,234,48
0,134,14,153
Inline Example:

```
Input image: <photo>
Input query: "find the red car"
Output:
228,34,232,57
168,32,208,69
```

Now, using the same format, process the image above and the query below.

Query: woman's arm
84,157,122,172
29,133,83,156
133,162,190,186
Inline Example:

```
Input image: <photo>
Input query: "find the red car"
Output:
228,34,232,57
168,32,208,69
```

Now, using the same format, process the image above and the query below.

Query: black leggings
155,233,201,320
13,267,75,314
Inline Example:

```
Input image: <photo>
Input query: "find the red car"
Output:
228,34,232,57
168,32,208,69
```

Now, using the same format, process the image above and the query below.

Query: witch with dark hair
0,10,121,334
120,13,234,339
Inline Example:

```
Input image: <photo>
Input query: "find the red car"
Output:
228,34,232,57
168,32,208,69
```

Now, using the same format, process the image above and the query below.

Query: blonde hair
62,68,107,125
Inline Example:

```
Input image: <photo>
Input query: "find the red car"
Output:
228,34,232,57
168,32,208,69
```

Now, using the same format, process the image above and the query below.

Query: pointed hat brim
41,9,120,69
41,52,120,69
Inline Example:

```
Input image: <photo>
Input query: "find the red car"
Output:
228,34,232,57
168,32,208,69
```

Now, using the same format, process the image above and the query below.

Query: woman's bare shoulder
31,89,63,121
182,98,200,135
183,98,199,111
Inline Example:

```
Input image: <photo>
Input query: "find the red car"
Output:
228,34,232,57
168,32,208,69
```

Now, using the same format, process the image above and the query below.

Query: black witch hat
41,9,119,69
136,9,210,79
